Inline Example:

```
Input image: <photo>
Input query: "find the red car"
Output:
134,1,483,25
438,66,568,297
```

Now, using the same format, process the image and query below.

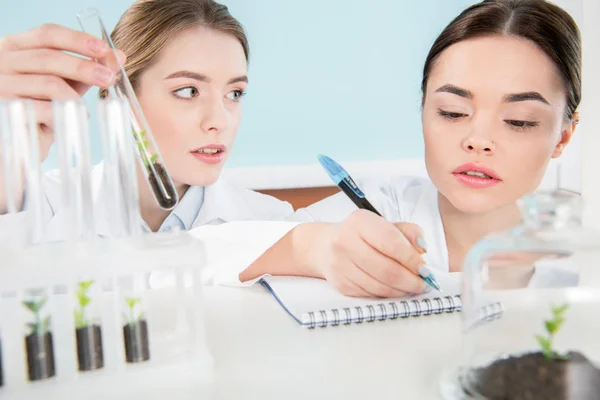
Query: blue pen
317,154,442,292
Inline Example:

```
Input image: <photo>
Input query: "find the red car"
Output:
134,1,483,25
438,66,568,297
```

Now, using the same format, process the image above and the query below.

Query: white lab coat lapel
191,179,253,227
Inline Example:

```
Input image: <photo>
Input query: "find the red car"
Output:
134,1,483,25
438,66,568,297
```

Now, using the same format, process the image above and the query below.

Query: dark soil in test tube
468,351,600,400
123,319,150,363
25,332,55,381
148,162,177,209
76,325,104,371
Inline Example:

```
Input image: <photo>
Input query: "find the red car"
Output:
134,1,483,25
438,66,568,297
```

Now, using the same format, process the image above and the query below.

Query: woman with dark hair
273,0,583,294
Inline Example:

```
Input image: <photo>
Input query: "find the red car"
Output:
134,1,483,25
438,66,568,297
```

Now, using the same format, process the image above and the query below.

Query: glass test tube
76,8,179,211
0,100,44,245
98,98,142,237
53,100,96,242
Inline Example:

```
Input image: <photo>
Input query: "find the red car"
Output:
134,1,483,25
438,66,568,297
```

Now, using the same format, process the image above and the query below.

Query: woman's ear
552,111,580,159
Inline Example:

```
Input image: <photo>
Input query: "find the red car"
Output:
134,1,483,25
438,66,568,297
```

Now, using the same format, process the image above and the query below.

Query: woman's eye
505,120,540,131
173,87,198,99
226,89,246,102
438,109,468,120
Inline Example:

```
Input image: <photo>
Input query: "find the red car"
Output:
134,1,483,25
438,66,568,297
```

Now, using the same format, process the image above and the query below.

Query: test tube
98,98,142,237
76,8,179,211
0,100,44,245
53,100,96,242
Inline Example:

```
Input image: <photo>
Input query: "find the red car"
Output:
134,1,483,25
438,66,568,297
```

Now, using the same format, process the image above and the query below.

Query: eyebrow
435,84,550,106
435,84,473,99
502,91,550,105
165,70,248,85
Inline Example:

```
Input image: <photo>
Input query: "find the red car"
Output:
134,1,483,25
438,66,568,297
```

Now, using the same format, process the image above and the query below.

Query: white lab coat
291,175,580,288
0,164,300,286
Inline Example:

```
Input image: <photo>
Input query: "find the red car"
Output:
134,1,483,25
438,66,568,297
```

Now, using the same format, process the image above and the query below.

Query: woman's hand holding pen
310,209,429,298
0,23,123,160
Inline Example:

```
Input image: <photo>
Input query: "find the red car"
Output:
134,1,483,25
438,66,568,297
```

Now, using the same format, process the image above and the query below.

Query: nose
200,96,229,133
462,133,495,155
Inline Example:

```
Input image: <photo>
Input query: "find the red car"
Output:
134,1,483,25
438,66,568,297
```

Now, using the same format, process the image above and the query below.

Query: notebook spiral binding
302,294,466,329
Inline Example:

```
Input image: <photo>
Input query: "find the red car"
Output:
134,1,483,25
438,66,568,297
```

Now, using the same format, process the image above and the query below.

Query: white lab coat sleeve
187,220,301,287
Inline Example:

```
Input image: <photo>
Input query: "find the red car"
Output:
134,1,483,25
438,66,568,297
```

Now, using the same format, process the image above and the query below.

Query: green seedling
135,130,158,168
22,296,51,336
123,297,145,326
535,303,569,361
73,280,94,329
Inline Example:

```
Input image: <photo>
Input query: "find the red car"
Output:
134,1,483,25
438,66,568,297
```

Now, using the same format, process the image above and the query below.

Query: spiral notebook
261,272,466,329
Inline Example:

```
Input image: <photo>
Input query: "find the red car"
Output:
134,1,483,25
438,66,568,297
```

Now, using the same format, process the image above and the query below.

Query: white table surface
201,284,463,400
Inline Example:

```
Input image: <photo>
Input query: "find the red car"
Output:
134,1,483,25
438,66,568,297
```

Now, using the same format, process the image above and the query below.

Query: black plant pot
76,325,104,371
123,319,150,363
24,332,55,381
468,351,600,400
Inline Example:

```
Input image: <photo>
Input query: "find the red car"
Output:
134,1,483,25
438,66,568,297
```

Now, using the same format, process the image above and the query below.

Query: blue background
0,0,476,170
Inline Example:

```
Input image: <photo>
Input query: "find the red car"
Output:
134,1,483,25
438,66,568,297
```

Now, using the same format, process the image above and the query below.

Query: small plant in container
122,296,150,363
135,130,177,209
74,280,104,371
471,303,600,400
22,296,55,381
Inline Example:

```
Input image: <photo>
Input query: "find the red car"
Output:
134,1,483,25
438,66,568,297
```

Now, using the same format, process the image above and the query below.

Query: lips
190,144,227,165
452,162,501,180
452,162,501,189
190,144,226,154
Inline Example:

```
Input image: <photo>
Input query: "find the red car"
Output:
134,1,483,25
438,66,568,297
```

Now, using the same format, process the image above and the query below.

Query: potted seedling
135,130,177,209
22,296,55,381
74,280,104,371
123,296,150,363
470,303,600,399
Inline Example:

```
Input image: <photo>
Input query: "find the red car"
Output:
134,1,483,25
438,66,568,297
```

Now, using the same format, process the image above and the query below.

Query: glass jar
441,189,600,400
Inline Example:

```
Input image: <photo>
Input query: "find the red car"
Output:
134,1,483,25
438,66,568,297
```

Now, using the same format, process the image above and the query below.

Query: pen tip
424,276,442,292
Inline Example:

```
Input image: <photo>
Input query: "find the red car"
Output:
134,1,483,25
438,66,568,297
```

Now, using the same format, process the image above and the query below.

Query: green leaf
79,280,94,291
125,297,140,310
137,312,145,321
37,296,48,311
22,300,38,313
536,335,551,353
76,289,91,308
142,140,149,148
150,154,158,164
22,296,47,313
554,316,565,331
545,320,558,334
552,304,569,316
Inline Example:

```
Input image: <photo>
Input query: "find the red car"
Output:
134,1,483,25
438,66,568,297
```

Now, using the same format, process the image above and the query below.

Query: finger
394,222,427,253
0,73,79,100
2,49,116,88
347,210,425,275
0,24,109,59
350,236,426,294
346,261,411,298
70,50,126,96
331,275,373,298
